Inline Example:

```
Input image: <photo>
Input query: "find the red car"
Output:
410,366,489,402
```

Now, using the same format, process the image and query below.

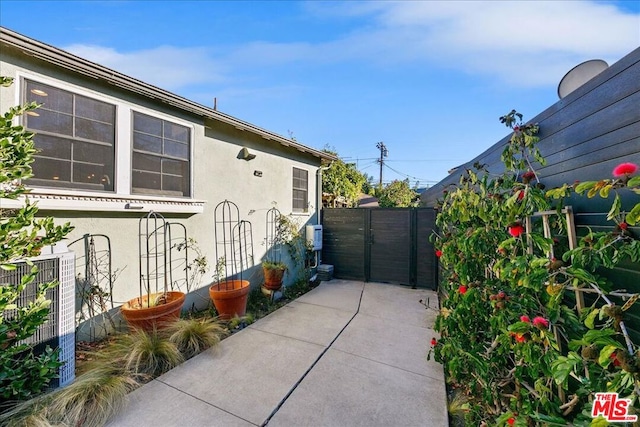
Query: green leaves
0,76,73,408
551,352,581,386
627,175,640,187
377,179,420,208
625,202,640,225
584,308,599,329
434,110,640,425
597,345,618,367
606,193,621,221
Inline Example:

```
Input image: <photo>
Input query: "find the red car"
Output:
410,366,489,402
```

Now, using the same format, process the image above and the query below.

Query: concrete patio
106,280,447,427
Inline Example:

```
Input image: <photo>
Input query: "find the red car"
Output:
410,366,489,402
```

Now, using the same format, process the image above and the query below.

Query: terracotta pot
120,291,185,331
209,280,250,320
263,265,286,290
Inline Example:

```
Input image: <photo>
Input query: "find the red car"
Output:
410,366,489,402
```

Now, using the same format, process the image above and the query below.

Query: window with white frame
23,79,116,191
19,77,195,205
132,111,191,197
292,167,308,212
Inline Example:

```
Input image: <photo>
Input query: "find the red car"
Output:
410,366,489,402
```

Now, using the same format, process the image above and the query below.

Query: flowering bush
431,110,639,425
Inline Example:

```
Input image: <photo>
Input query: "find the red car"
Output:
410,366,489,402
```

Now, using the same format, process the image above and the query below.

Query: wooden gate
321,208,437,289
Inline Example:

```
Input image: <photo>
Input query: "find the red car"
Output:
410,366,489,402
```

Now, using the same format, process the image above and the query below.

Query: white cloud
313,1,640,85
64,44,228,91
63,1,639,92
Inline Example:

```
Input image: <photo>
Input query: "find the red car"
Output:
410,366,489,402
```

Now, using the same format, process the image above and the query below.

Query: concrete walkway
106,280,448,427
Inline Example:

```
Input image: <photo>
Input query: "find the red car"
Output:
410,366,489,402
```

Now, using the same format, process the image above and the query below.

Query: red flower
520,315,530,323
532,316,549,329
613,162,639,177
517,190,525,201
508,224,525,238
435,250,443,258
513,126,520,132
522,170,535,184
431,338,437,347
507,417,515,426
610,352,621,367
458,285,468,295
515,333,527,343
619,222,628,230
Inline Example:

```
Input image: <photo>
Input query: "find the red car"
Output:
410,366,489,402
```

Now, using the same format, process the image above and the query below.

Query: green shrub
431,110,640,425
0,76,73,408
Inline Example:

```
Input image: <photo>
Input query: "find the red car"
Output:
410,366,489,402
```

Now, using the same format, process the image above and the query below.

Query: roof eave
0,26,337,163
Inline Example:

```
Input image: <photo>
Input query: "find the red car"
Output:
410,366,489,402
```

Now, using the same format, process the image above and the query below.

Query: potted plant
262,209,298,291
120,213,185,331
261,260,287,291
120,291,185,332
209,256,250,320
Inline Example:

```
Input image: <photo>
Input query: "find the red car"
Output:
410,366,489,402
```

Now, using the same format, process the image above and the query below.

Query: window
132,112,191,197
23,79,116,191
292,167,308,212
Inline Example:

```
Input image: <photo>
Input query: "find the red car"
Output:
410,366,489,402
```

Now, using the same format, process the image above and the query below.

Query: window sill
1,189,204,214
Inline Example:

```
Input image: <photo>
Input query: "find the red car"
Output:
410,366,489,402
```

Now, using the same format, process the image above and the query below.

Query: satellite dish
558,59,608,99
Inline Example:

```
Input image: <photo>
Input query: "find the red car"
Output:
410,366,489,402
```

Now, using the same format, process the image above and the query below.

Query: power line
341,157,378,161
341,150,444,185
385,159,463,163
383,163,439,184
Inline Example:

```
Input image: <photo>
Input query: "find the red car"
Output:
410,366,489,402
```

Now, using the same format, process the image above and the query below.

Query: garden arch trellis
213,200,254,285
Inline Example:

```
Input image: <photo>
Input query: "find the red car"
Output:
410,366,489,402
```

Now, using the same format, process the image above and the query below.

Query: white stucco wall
0,50,324,325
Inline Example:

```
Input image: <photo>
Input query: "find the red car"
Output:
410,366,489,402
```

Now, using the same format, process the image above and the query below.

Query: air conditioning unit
0,248,76,388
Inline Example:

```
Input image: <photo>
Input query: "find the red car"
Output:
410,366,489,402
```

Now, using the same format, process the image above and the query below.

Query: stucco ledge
0,191,205,214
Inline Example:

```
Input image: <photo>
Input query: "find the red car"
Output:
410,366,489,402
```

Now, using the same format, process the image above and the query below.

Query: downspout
316,161,334,225
313,161,334,268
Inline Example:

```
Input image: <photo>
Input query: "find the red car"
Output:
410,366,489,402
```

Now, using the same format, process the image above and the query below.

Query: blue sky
1,1,639,187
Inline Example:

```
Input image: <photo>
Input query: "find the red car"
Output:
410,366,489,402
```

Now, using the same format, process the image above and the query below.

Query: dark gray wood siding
421,47,640,339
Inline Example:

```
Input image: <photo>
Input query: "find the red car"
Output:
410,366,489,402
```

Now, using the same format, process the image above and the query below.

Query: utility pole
376,141,388,188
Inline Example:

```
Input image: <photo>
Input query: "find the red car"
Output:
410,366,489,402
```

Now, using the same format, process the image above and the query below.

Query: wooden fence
421,47,640,340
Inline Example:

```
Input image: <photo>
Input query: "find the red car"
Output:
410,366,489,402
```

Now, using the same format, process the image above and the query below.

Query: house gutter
311,161,334,271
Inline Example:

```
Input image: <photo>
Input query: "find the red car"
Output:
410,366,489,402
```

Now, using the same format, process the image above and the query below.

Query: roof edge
0,26,337,163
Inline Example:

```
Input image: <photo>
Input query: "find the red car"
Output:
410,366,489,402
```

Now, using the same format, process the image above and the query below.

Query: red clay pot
209,280,250,320
120,291,185,331
263,265,286,290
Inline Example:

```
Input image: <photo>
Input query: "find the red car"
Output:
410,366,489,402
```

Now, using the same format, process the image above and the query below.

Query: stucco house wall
0,27,335,327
